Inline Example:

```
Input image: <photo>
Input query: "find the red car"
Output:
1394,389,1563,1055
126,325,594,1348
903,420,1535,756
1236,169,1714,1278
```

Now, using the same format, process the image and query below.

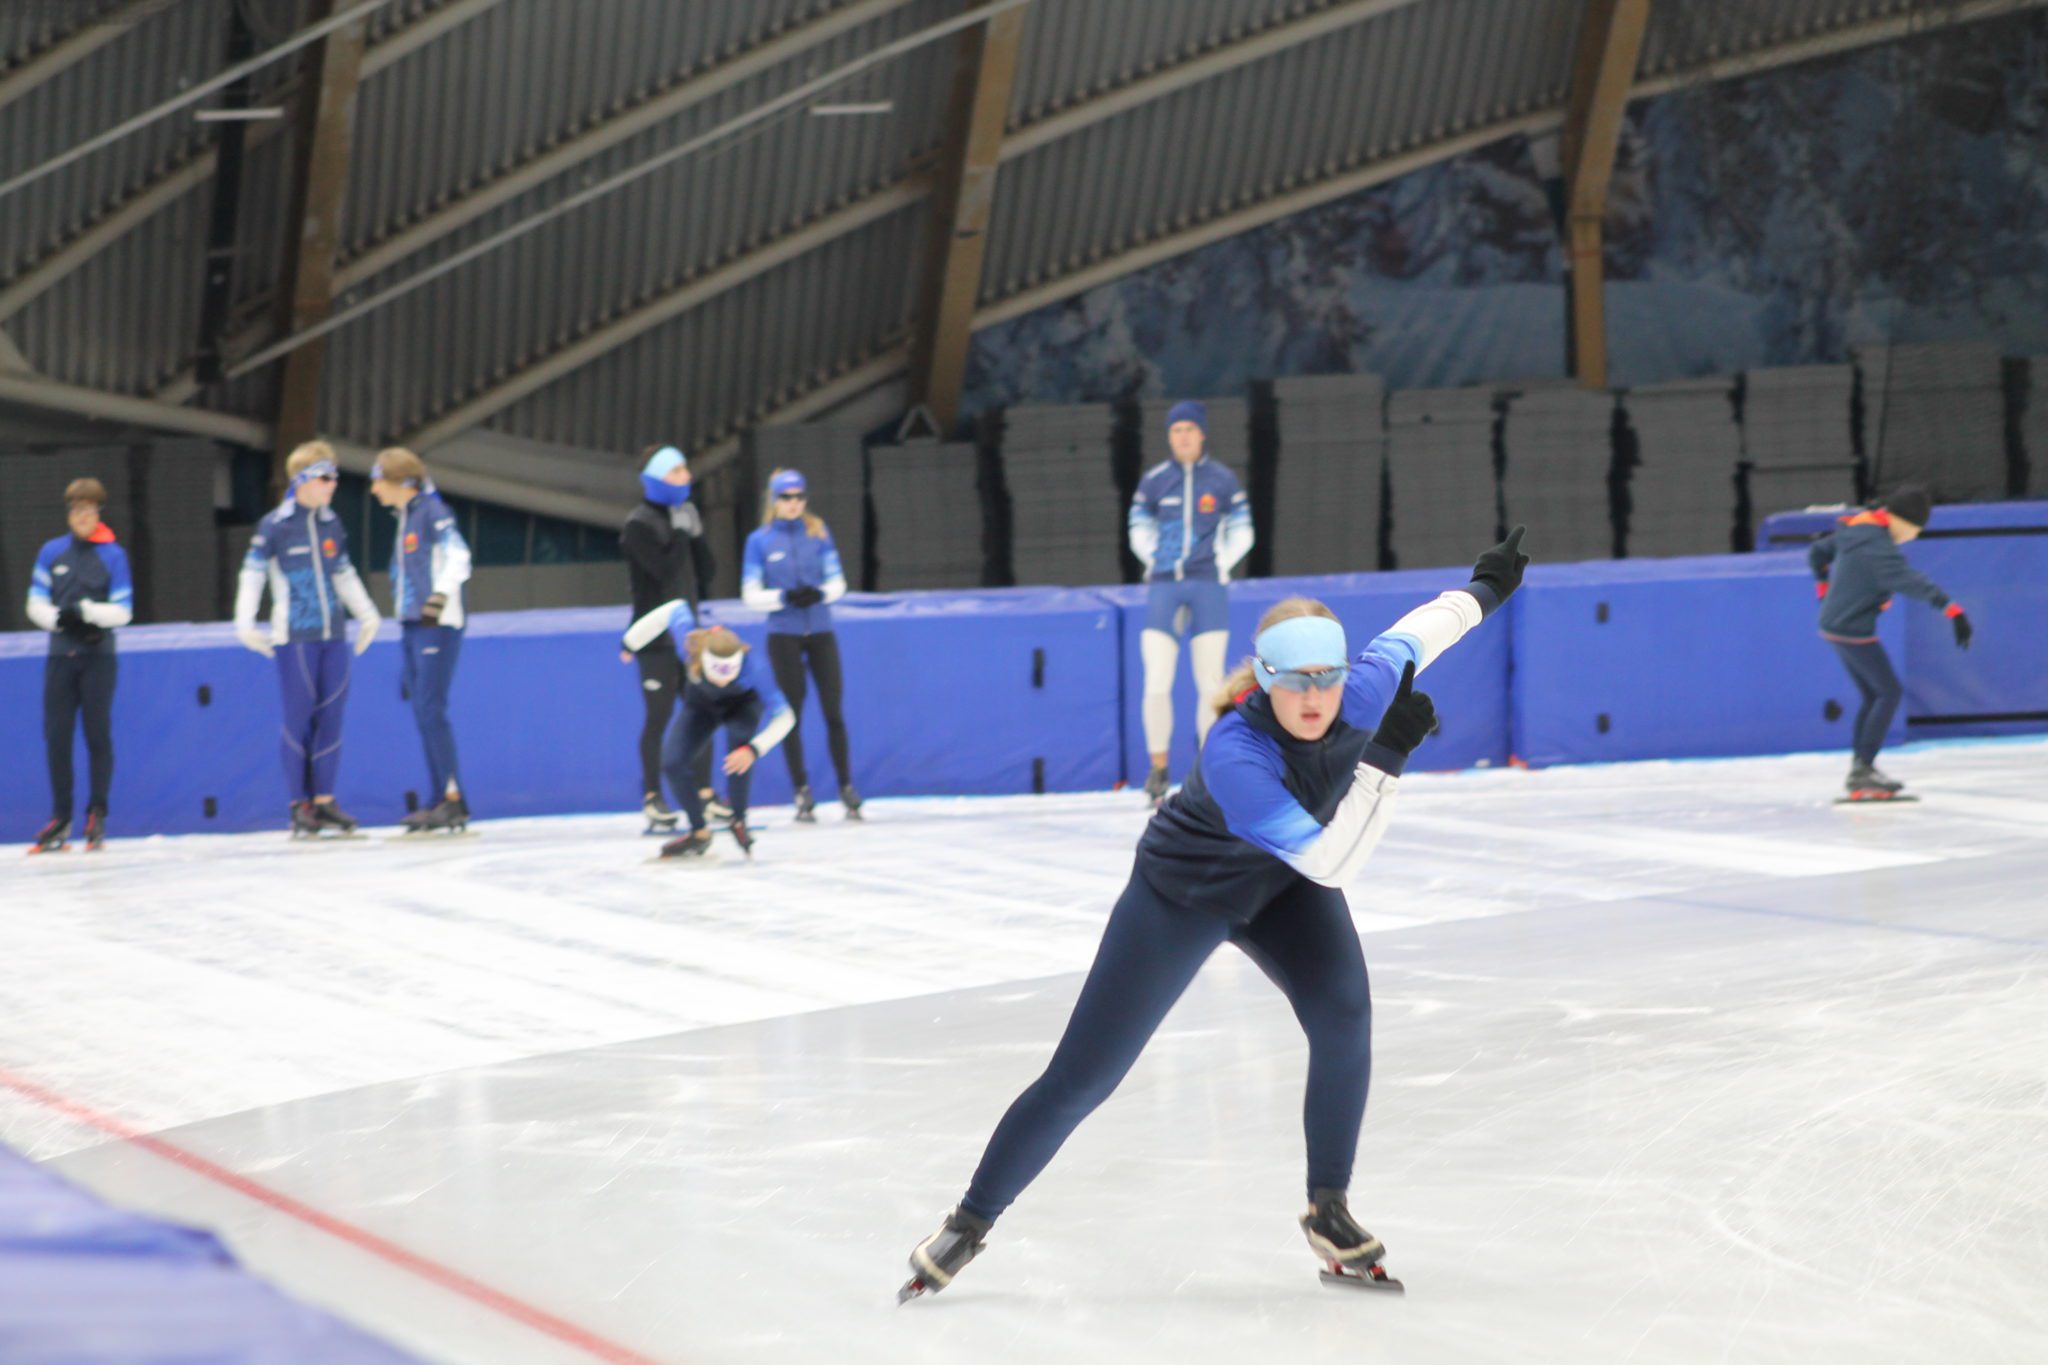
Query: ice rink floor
5,739,2047,1364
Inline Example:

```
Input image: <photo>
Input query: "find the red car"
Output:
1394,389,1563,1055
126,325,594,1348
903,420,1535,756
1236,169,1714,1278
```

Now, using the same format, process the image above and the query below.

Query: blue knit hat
640,445,690,506
1165,400,1208,436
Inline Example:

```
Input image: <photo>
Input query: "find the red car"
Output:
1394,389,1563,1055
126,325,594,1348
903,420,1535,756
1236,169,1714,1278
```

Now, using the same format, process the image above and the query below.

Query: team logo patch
1198,492,1217,514
321,538,337,557
404,532,419,553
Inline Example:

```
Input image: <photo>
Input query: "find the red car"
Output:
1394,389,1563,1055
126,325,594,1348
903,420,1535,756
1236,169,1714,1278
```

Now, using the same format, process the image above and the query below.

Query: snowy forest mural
958,10,2048,417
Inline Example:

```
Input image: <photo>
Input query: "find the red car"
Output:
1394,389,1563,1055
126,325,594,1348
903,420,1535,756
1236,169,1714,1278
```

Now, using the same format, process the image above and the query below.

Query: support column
904,3,1027,435
270,1,366,488
1561,0,1652,388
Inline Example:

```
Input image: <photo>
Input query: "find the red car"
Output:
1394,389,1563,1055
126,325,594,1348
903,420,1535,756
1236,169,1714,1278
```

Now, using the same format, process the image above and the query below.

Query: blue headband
641,445,690,506
770,470,807,497
289,459,339,492
1253,615,1348,692
1166,399,1207,436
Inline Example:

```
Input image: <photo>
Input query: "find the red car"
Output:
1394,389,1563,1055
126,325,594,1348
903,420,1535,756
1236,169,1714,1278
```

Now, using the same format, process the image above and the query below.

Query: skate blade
896,1276,931,1305
1834,793,1918,805
26,844,69,856
386,829,478,843
1319,1263,1404,1294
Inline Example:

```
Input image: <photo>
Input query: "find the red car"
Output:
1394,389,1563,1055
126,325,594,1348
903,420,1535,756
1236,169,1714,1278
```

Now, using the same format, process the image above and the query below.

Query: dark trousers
767,631,851,790
1831,639,1902,768
279,639,351,802
636,647,709,801
43,643,116,817
401,623,463,800
662,695,763,830
961,868,1374,1224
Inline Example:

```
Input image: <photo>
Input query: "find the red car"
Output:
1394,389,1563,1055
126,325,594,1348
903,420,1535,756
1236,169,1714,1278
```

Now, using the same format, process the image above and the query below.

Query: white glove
237,627,275,659
353,614,382,656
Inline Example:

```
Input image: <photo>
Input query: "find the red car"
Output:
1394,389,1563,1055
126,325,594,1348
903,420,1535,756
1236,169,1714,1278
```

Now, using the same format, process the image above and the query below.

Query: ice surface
5,740,2047,1364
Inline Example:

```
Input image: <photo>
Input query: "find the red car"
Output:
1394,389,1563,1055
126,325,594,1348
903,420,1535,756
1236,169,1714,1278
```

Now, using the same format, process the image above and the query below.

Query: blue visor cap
1253,615,1350,692
770,470,807,497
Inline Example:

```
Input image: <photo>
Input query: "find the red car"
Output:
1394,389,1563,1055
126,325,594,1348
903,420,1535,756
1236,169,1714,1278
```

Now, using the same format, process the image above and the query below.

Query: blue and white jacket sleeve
1339,586,1492,730
1127,484,1159,574
25,540,59,631
742,654,795,756
233,516,278,634
819,531,848,605
623,599,693,653
430,504,473,619
740,531,783,612
1214,471,1254,579
79,543,133,628
1206,725,1400,888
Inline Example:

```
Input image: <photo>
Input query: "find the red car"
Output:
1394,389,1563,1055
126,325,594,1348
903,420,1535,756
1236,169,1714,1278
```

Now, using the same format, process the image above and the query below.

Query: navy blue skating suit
27,524,133,821
959,580,1503,1224
388,486,473,803
235,498,382,802
625,601,795,831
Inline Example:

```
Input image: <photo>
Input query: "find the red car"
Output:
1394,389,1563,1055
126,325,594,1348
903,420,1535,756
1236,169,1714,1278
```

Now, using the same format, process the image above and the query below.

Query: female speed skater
899,527,1531,1302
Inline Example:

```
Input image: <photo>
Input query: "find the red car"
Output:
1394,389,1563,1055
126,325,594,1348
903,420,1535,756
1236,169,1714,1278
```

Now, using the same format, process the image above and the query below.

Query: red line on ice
0,1064,664,1365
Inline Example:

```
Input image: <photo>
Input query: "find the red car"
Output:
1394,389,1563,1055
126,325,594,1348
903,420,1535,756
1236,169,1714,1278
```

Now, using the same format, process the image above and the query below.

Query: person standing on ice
369,447,473,833
622,445,717,833
1809,485,1971,801
742,468,861,821
1129,400,1254,806
900,528,1531,1303
233,441,382,836
26,478,133,853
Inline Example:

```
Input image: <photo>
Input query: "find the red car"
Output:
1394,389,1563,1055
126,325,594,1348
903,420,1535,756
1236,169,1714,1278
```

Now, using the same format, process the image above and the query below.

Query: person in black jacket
621,445,716,829
1809,485,1972,800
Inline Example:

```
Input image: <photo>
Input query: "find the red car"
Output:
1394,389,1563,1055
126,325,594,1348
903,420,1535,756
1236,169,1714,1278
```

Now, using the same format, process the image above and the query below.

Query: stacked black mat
1621,379,1742,557
1500,383,1617,563
1271,373,1386,576
1741,365,1860,523
999,403,1124,587
867,440,986,591
1855,341,2007,501
1385,387,1499,570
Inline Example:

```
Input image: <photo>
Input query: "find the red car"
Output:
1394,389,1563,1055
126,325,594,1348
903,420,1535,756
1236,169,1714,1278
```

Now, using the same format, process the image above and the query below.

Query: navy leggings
961,868,1373,1223
1831,639,1902,768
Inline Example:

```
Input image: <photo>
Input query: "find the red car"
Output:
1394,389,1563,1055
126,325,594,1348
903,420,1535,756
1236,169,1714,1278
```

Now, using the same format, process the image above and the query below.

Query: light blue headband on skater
1253,615,1350,692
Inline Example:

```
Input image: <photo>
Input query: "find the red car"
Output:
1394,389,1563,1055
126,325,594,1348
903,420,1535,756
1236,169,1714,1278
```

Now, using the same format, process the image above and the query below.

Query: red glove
1815,580,1828,600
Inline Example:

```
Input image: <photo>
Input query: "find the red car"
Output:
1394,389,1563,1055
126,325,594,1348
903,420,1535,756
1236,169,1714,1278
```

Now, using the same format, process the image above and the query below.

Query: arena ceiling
0,0,2039,522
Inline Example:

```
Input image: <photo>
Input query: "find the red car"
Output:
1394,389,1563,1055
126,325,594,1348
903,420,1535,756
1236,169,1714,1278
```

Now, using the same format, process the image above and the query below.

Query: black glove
56,605,85,634
1952,611,1973,650
421,592,447,626
783,585,825,609
1470,525,1530,604
1370,662,1438,758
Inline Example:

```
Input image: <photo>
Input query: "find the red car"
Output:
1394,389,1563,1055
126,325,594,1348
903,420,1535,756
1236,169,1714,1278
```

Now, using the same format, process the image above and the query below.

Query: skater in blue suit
900,529,1532,1302
1128,400,1254,804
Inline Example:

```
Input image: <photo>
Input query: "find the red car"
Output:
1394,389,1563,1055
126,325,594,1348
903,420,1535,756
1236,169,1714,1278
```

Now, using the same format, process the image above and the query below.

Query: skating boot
1143,764,1170,808
411,795,469,833
29,816,69,855
840,784,864,822
1848,764,1905,794
1301,1188,1402,1293
897,1207,990,1303
289,801,322,838
642,796,681,835
82,805,105,852
311,799,359,834
702,791,735,825
658,830,714,861
793,784,817,823
728,817,755,860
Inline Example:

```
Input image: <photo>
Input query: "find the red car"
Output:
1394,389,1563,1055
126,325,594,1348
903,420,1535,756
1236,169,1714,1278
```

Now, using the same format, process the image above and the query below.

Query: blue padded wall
0,589,1123,836
1105,568,1516,784
1512,553,1907,767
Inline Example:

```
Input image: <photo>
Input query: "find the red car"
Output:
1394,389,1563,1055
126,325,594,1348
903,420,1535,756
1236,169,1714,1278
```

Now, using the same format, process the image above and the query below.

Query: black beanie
1884,485,1932,528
